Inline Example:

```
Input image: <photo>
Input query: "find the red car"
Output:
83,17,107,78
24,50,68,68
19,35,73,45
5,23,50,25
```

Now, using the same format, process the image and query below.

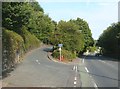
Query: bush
2,29,24,75
52,49,76,61
2,27,40,76
20,26,40,52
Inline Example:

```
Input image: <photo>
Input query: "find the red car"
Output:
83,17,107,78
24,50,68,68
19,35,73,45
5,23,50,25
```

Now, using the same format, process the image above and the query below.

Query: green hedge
2,29,24,75
2,28,40,76
52,49,76,61
20,27,40,52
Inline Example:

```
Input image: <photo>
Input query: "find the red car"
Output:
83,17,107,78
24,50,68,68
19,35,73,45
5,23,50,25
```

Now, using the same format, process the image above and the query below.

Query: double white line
73,65,78,87
73,65,77,72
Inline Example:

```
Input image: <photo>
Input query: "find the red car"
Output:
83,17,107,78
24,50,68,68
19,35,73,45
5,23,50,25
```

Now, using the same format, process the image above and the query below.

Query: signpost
58,44,63,61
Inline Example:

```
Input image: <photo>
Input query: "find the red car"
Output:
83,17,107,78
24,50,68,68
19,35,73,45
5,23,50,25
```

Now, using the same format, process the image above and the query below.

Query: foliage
2,2,41,75
86,46,97,53
97,22,120,59
2,29,24,74
50,20,85,54
2,2,32,33
52,49,76,61
20,26,40,52
70,18,94,50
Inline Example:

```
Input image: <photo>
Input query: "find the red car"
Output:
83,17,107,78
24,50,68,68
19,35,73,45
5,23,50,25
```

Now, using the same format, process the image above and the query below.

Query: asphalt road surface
2,45,119,88
2,45,81,87
79,54,119,88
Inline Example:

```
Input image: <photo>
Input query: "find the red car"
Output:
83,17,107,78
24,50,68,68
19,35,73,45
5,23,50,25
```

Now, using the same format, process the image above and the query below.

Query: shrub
2,29,24,75
52,49,76,61
20,26,40,52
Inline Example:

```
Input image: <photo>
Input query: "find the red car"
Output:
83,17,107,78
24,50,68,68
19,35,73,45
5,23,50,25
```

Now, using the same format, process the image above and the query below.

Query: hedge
52,49,76,61
2,28,40,76
2,29,24,75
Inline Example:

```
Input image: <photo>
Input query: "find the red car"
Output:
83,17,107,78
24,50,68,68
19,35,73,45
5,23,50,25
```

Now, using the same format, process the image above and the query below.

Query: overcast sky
37,0,119,40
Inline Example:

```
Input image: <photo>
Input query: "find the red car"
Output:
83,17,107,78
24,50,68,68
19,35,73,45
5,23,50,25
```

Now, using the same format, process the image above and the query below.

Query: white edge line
94,82,98,88
85,67,89,73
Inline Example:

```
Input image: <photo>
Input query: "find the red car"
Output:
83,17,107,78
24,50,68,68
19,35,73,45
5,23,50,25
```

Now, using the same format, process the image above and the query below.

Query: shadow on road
43,47,53,52
80,55,119,62
78,70,120,81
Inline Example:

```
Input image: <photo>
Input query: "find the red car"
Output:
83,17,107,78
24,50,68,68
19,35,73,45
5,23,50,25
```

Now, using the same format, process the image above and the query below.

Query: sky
37,0,119,40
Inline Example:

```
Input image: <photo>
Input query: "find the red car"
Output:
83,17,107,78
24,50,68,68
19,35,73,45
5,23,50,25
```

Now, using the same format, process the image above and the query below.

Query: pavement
79,55,119,88
2,45,82,87
1,45,119,88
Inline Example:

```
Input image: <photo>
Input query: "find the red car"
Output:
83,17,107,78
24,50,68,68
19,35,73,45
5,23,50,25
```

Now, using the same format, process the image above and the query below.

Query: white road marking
74,86,76,87
83,58,84,63
74,77,77,81
73,66,75,70
75,66,77,72
36,60,41,64
99,60,115,68
74,81,77,85
91,76,98,89
85,67,89,73
94,82,98,88
36,60,39,62
99,60,105,63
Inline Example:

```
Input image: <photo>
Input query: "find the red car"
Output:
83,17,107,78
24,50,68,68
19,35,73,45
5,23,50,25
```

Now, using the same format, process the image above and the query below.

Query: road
78,54,119,88
2,46,81,87
2,46,119,88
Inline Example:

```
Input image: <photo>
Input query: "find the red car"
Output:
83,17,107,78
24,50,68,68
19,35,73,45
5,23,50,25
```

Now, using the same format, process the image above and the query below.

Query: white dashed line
36,60,40,64
73,66,75,70
85,67,89,73
74,81,77,85
82,58,84,63
36,60,39,62
74,77,77,81
75,66,77,72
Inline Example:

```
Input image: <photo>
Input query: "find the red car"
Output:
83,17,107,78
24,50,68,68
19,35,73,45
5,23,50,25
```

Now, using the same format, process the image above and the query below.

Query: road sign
58,44,63,47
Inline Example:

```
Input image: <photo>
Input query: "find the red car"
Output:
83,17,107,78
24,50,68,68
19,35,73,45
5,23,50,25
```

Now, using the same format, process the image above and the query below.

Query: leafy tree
97,22,120,59
70,18,94,50
2,2,33,34
50,20,85,55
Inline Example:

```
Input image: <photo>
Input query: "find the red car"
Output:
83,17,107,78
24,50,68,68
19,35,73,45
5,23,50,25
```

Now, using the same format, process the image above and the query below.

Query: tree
2,2,33,34
97,22,120,59
50,20,85,55
70,18,94,51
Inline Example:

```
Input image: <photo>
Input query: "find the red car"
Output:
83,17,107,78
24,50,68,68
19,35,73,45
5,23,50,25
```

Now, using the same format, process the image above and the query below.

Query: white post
59,47,61,61
60,49,61,61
